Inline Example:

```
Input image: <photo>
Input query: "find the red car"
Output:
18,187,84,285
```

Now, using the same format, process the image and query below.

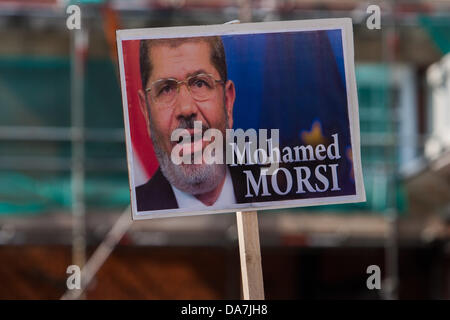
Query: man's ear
224,80,235,129
138,89,152,137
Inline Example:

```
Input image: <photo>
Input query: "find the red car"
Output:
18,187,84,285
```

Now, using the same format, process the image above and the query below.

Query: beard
149,112,228,196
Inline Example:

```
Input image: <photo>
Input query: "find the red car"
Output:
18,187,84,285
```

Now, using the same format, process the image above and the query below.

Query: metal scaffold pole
70,21,88,292
61,207,132,300
382,0,399,300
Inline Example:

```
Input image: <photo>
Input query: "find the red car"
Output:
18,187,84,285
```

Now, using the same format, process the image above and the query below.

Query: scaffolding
0,0,449,299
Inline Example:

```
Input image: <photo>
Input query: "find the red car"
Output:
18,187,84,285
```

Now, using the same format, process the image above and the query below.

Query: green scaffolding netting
420,15,450,54
0,58,407,215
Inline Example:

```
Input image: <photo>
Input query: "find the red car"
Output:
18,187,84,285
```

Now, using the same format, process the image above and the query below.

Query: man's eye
192,79,211,89
157,85,174,96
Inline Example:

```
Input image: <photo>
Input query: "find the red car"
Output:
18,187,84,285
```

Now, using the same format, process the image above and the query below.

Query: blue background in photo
221,29,355,195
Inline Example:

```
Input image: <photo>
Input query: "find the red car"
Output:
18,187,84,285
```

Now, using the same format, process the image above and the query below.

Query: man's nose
174,83,198,119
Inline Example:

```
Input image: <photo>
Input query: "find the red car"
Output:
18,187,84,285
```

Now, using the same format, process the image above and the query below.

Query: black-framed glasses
145,73,224,106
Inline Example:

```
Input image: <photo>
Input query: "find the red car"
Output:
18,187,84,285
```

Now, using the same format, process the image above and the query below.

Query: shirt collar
171,167,236,210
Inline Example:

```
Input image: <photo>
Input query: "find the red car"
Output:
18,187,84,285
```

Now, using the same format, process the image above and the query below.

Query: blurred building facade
0,0,449,299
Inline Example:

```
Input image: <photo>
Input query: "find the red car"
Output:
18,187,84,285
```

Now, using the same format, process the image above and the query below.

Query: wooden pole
223,16,264,301
236,211,265,300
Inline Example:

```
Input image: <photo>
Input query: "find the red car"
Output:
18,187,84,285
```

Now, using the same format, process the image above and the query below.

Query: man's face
138,40,235,195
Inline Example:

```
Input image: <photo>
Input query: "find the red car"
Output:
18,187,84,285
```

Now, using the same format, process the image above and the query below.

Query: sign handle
236,211,265,300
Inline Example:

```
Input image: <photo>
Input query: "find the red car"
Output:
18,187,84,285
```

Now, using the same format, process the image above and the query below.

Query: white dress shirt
171,167,236,209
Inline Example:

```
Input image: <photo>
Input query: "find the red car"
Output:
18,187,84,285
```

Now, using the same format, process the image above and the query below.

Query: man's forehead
149,40,217,79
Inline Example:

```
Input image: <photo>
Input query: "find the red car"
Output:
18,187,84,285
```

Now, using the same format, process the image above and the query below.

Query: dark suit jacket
135,169,178,211
135,166,252,212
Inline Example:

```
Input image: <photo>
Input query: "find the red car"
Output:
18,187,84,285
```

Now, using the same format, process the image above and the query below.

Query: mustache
176,117,209,132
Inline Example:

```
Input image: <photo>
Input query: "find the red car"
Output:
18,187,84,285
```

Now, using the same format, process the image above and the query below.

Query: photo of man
117,20,365,219
136,36,238,211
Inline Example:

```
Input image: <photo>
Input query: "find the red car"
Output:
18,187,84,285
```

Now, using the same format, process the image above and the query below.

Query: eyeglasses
145,73,224,106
